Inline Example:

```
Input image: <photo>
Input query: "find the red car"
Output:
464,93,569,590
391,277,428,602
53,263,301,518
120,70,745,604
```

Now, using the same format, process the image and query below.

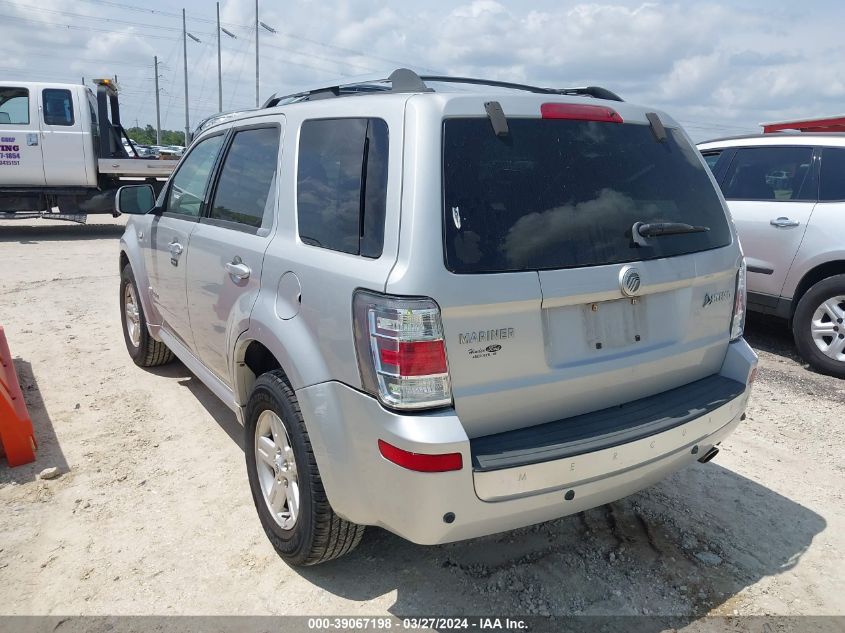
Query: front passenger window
0,87,29,124
165,135,225,218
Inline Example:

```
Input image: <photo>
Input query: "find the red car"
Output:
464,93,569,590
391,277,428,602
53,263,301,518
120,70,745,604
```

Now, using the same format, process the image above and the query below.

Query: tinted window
443,119,731,273
87,92,99,157
42,89,74,126
165,134,225,218
702,151,722,171
209,127,280,229
297,118,388,257
722,147,814,201
819,147,845,201
0,87,29,124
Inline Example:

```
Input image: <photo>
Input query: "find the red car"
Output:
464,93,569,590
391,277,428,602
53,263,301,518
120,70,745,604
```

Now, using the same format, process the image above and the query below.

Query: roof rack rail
262,68,623,108
193,109,256,136
416,76,624,102
262,69,432,108
555,86,624,102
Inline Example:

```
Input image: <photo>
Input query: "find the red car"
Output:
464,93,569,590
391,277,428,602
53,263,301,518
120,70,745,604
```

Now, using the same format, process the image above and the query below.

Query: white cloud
1,0,843,140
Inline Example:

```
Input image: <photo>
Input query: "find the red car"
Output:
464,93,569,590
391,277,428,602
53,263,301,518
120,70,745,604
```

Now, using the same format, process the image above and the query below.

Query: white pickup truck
0,79,175,220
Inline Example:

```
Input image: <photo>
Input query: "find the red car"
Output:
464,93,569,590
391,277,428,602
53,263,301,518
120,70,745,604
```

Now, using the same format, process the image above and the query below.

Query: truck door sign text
0,137,21,166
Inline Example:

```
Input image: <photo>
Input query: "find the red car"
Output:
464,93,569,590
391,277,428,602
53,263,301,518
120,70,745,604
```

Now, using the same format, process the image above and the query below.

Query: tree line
126,125,186,146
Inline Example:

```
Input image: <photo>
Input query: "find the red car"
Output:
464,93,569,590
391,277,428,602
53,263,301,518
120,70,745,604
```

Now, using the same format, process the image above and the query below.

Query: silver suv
699,133,845,377
117,70,757,566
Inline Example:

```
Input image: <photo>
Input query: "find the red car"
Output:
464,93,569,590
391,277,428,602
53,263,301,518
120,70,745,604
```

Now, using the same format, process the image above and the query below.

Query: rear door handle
770,217,800,228
224,257,251,280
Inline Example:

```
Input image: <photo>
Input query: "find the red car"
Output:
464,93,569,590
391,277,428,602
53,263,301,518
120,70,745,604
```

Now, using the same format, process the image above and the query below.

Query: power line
227,29,254,111
3,50,152,69
0,11,181,40
72,0,437,72
258,40,379,74
74,0,251,29
0,9,398,76
256,43,379,75
0,1,195,33
279,32,441,74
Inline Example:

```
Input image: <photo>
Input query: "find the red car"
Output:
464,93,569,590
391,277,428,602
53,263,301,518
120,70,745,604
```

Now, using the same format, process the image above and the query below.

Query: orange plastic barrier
0,326,36,466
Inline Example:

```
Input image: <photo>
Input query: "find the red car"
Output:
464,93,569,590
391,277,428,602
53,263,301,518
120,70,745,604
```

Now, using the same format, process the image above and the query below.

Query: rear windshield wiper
633,221,709,246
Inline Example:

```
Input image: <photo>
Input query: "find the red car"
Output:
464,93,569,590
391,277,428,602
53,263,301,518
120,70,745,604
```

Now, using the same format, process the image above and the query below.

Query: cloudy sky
1,0,843,141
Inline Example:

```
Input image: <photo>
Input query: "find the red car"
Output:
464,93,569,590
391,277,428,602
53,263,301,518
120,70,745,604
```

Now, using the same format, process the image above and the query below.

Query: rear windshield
443,118,731,273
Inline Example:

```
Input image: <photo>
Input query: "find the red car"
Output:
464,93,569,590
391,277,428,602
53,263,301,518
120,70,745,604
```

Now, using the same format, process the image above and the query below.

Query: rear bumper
296,339,757,545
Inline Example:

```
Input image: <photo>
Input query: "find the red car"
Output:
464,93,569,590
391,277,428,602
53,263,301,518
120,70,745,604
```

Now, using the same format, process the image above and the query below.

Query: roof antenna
388,68,433,93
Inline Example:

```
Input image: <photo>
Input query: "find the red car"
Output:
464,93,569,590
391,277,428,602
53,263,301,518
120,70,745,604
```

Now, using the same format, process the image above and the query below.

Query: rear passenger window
0,87,29,125
209,127,280,230
42,89,74,126
722,147,814,201
819,148,845,201
297,118,388,257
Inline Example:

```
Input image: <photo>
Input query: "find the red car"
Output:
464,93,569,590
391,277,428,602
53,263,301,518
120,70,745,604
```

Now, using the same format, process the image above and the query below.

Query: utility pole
255,0,259,107
182,8,190,145
214,5,237,113
252,2,275,107
217,2,223,112
154,56,161,145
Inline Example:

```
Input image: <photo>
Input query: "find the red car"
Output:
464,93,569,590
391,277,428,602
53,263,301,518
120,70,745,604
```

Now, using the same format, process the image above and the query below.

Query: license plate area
584,297,647,351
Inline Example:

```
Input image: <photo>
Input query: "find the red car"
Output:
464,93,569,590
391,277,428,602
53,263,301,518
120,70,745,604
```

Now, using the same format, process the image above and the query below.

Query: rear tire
120,264,174,367
245,370,365,566
792,274,845,378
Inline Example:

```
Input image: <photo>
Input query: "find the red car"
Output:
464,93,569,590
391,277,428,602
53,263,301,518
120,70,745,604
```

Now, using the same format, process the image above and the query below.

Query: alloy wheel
124,283,141,348
810,295,845,361
254,410,300,530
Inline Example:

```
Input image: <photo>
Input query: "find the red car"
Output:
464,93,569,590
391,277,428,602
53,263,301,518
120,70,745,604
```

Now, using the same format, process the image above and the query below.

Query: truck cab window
0,87,30,125
42,89,74,126
87,91,100,157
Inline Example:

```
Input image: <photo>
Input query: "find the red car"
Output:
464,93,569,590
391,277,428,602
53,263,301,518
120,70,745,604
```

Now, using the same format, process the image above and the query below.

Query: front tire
792,274,845,378
120,264,174,367
245,370,365,566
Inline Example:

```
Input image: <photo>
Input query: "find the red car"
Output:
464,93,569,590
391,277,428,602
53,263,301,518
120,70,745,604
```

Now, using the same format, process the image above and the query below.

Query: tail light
730,259,747,341
353,290,452,410
541,102,623,123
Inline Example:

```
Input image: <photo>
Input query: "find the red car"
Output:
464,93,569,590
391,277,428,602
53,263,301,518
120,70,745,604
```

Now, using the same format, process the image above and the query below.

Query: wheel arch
119,233,161,334
790,260,845,319
232,320,333,407
234,339,288,407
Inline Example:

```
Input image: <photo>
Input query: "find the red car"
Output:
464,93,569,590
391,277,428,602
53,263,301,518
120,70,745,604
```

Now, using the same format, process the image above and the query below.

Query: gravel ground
0,217,843,618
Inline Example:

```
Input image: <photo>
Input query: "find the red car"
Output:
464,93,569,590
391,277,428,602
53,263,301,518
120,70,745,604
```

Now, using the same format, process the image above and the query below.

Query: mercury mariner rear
297,92,757,545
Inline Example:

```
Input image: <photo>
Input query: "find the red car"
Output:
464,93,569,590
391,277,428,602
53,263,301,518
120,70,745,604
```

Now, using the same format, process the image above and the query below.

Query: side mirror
115,184,156,215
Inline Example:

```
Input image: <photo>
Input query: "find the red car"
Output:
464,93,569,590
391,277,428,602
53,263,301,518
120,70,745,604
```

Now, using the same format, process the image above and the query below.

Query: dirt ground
0,217,843,618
